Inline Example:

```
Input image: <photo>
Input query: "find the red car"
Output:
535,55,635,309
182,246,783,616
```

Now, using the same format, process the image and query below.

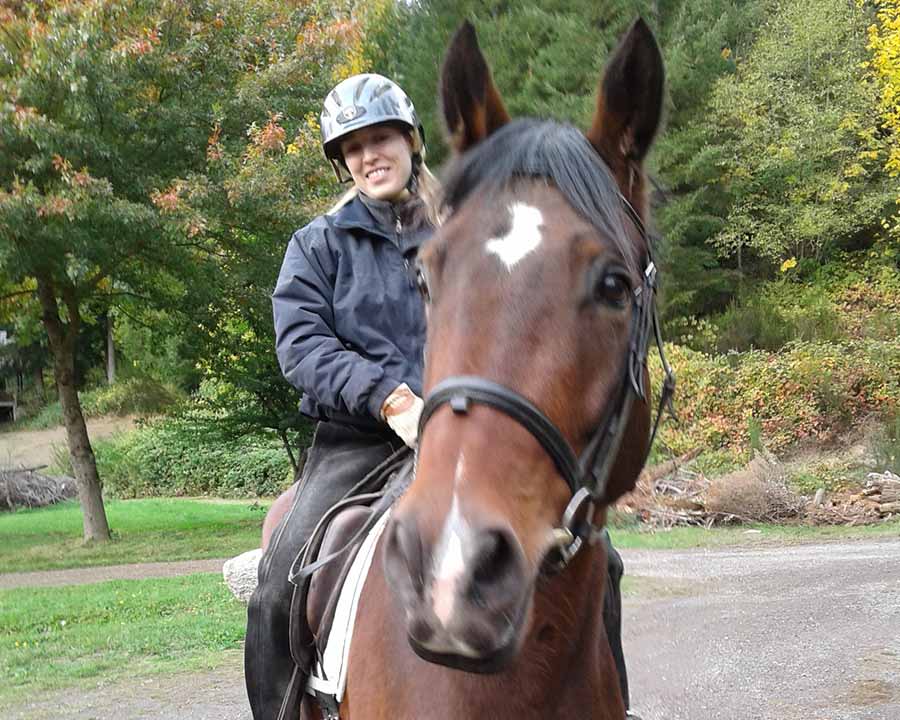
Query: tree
149,2,387,474
866,0,900,235
0,0,316,540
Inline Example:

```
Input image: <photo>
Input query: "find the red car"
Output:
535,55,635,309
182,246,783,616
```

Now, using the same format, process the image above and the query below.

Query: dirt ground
0,416,137,469
3,538,899,719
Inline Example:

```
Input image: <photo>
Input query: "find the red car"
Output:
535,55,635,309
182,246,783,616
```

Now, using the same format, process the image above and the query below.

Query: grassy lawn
0,572,245,708
0,498,269,573
609,517,900,549
2,497,898,574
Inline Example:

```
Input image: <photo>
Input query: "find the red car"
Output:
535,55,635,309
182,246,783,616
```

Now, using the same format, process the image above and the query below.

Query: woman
245,73,635,720
245,73,438,720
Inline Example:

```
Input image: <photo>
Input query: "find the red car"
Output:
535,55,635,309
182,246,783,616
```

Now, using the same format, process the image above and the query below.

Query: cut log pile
622,453,899,528
862,471,900,516
0,466,77,511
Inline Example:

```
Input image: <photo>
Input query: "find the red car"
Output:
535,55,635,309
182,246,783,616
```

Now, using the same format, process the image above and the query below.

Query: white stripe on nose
431,454,468,627
485,203,544,271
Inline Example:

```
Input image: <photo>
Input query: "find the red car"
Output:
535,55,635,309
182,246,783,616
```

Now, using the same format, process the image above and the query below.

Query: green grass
0,573,245,707
609,518,900,549
0,498,269,573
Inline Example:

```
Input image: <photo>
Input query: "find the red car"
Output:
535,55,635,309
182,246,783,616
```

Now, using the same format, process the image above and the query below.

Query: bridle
417,194,676,571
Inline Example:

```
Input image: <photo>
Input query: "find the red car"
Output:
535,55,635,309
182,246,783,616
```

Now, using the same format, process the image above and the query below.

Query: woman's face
339,123,413,202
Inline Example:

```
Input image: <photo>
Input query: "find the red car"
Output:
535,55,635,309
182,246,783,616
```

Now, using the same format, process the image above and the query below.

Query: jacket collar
331,193,394,238
331,192,429,247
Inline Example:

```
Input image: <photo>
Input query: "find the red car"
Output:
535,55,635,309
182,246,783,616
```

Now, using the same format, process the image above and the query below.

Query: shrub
710,282,844,354
93,413,293,498
17,378,182,430
651,338,900,465
705,451,805,522
80,377,182,416
872,413,900,476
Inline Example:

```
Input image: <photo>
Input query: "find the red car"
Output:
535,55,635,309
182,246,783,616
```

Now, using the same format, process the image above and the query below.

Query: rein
418,194,675,571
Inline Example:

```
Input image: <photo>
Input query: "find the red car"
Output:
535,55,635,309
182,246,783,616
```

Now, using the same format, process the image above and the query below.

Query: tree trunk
278,428,298,475
106,313,116,385
33,364,44,397
36,275,111,542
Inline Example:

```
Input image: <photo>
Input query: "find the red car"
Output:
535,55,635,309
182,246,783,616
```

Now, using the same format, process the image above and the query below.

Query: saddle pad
306,507,392,703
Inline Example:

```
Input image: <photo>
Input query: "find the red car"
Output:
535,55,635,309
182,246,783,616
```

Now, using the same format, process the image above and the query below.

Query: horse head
383,18,665,675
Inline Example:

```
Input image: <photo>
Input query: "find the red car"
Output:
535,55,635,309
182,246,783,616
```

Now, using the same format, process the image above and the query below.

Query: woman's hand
381,383,424,447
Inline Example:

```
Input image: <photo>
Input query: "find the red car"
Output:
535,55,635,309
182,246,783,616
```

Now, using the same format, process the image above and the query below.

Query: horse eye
415,266,432,303
594,271,630,308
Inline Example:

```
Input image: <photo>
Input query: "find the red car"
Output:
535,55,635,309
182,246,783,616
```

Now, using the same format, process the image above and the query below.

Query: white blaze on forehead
485,202,544,271
431,454,468,627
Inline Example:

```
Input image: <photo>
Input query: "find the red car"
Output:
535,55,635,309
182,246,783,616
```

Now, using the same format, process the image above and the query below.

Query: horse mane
440,118,641,271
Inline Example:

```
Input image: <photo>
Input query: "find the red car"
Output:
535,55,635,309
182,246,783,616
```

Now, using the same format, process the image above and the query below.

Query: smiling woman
247,72,440,720
339,124,414,201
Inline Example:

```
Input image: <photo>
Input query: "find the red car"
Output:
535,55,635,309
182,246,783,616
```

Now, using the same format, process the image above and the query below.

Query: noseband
417,195,675,570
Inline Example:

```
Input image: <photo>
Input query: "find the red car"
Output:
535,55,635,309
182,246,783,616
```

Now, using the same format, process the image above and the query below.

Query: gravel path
3,539,899,719
0,558,228,590
624,539,900,720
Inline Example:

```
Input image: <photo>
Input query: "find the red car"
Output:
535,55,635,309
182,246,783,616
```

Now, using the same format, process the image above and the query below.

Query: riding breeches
244,421,401,720
603,530,630,710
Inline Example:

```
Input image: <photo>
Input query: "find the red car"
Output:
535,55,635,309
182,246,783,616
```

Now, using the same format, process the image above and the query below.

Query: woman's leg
244,423,398,720
603,530,630,712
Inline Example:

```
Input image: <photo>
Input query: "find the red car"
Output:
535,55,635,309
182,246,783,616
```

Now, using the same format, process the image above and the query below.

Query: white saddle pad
305,508,392,704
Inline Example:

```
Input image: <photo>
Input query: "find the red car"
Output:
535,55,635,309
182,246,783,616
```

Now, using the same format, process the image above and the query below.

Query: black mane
440,118,639,268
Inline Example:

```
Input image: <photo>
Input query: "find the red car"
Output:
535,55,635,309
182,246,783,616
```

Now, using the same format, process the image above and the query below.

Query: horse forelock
440,118,646,273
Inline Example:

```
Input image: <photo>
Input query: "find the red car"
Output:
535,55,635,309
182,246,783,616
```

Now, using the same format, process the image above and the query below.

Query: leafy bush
709,282,844,354
18,378,182,430
19,401,65,430
91,412,294,498
872,413,900,476
81,377,183,416
652,338,900,464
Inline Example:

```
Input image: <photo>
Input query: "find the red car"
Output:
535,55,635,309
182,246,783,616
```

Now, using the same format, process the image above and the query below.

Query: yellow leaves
780,257,798,273
866,0,900,207
721,47,732,60
843,162,866,178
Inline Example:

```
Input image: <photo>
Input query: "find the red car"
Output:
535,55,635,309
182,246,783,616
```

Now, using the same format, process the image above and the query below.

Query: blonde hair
327,161,443,228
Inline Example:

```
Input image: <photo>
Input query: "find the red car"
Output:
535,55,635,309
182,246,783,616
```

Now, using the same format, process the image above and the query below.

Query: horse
262,17,671,719
344,18,668,720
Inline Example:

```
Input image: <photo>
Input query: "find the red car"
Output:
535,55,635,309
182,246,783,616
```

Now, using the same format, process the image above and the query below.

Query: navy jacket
272,192,430,428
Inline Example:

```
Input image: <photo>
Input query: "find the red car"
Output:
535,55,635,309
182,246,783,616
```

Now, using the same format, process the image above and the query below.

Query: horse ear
587,18,664,170
440,21,511,153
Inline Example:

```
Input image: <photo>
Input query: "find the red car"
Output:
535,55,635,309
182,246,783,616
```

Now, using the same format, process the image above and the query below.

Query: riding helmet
320,73,426,183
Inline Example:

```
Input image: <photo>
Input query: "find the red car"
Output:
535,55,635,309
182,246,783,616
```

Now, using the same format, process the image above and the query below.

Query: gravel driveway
4,538,899,719
624,539,900,720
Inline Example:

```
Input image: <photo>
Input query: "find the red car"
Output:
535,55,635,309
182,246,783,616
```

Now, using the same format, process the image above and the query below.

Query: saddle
279,448,414,720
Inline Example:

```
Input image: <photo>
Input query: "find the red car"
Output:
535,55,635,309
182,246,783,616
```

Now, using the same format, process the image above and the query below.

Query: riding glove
381,383,423,447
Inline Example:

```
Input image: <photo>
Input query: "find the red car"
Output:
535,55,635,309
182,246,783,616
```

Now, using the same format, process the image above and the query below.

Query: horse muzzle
383,512,533,674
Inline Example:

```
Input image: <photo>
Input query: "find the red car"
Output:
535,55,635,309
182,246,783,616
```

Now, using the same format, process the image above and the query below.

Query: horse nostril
469,528,521,595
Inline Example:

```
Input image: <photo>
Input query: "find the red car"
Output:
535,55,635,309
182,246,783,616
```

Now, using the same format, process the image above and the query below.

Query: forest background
1,0,899,539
